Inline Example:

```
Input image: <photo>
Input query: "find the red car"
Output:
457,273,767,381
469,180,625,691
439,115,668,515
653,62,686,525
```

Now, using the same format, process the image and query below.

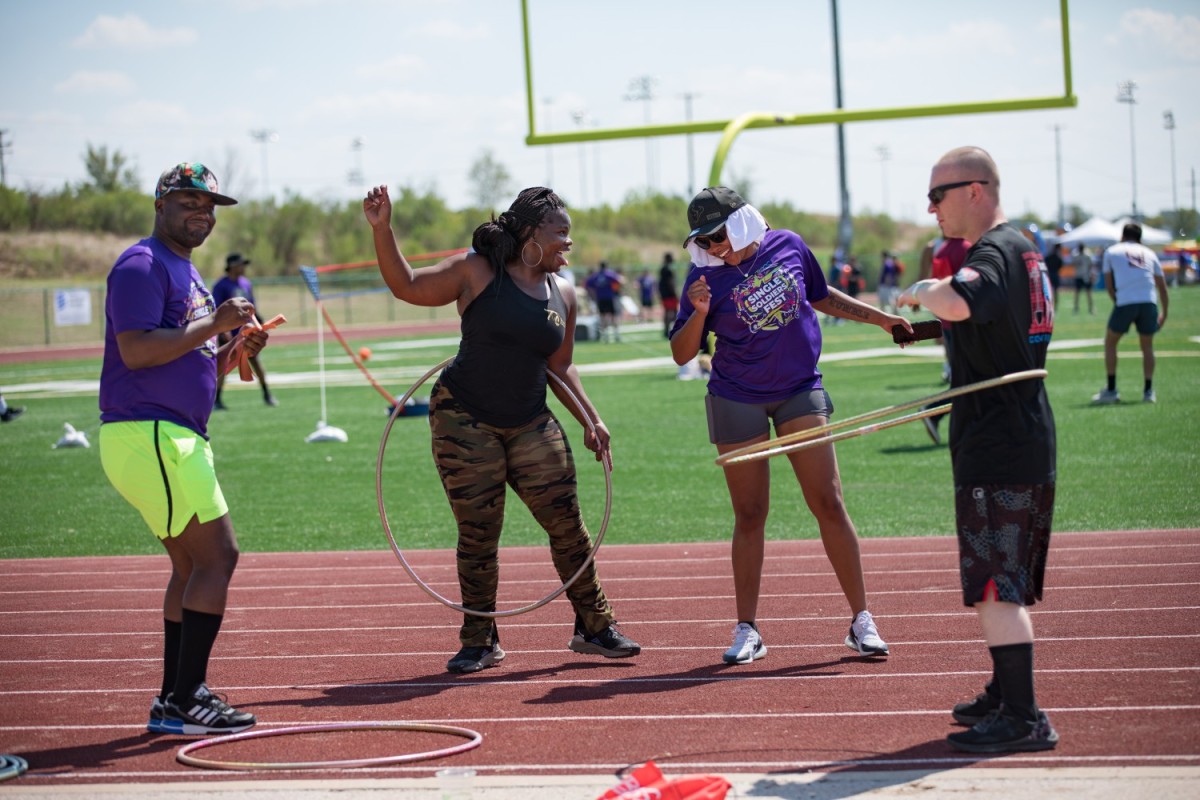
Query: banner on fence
54,289,92,327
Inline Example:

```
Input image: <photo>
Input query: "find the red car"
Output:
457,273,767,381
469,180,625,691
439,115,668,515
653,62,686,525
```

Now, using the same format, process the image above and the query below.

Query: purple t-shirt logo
732,262,802,333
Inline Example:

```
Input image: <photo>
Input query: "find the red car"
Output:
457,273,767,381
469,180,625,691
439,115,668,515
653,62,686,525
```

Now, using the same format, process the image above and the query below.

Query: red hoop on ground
715,368,1048,467
176,721,482,771
377,357,613,618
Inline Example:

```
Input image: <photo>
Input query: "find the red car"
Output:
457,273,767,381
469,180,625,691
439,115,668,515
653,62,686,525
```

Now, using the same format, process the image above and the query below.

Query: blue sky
2,1,1197,228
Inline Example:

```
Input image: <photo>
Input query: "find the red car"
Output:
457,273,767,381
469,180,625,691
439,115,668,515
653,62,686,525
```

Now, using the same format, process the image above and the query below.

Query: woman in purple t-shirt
670,187,911,666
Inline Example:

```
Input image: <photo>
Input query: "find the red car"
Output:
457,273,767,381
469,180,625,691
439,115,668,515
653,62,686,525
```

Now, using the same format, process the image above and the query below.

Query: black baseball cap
226,253,251,269
155,162,237,206
684,186,746,244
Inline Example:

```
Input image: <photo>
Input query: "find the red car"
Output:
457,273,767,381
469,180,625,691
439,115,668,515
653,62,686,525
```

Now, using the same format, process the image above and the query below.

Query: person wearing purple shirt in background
211,253,277,409
670,187,911,667
584,260,624,342
99,163,271,737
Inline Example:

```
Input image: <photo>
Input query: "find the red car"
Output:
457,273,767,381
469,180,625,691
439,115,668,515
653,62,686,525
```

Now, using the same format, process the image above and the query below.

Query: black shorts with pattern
955,483,1055,607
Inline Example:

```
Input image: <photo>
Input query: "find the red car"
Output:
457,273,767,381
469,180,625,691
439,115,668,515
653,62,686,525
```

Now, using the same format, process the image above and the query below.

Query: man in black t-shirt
896,146,1058,754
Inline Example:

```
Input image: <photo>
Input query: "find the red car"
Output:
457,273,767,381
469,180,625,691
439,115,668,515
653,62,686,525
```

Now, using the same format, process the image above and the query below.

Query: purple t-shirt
585,268,622,301
100,237,220,438
211,274,255,335
671,229,830,403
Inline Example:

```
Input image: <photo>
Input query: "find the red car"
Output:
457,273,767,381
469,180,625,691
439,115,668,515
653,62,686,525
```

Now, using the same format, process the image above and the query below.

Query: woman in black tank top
363,185,640,673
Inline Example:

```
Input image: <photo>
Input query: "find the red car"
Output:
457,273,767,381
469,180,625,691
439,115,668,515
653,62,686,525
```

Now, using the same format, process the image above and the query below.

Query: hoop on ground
0,755,29,782
176,721,481,771
715,368,1048,467
377,357,613,618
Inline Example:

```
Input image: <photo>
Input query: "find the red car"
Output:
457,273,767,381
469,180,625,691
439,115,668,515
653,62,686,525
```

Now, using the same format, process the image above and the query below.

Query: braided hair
471,187,565,275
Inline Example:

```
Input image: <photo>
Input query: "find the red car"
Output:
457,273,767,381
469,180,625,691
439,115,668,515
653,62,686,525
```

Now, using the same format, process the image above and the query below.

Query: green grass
1,289,1197,559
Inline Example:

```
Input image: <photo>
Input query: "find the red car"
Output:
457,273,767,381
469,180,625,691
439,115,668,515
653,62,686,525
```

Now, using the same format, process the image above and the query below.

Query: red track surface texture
1,529,1198,786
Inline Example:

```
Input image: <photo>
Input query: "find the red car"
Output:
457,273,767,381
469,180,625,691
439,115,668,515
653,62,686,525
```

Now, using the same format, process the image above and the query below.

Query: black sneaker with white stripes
162,684,256,736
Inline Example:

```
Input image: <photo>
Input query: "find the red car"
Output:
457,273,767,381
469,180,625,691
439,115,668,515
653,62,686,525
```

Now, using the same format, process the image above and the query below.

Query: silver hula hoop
377,356,613,618
176,721,482,771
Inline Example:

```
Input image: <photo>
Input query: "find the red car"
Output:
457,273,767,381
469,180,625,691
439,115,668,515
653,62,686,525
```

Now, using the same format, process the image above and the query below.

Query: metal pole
1053,124,1064,227
543,98,554,186
682,93,698,197
1116,81,1138,219
831,0,853,259
1164,111,1178,223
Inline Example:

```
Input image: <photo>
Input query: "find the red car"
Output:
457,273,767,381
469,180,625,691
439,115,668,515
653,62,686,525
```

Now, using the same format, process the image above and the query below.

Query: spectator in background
1092,222,1169,405
585,260,624,342
878,250,905,312
637,268,656,323
1044,244,1063,310
1072,243,1094,314
658,252,679,339
841,255,864,300
211,253,277,409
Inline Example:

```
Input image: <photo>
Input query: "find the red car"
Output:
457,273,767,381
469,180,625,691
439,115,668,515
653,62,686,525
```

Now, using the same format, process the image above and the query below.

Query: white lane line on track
4,633,1199,665
3,667,1199,698
3,568,1197,595
5,603,1200,638
3,704,1200,734
4,603,1200,638
1,537,1196,579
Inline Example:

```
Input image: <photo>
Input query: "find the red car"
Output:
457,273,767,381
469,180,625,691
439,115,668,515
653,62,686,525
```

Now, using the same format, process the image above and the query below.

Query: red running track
1,529,1198,786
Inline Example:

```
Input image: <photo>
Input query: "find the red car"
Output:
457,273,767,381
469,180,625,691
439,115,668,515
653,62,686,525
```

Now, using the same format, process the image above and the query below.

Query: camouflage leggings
429,380,614,646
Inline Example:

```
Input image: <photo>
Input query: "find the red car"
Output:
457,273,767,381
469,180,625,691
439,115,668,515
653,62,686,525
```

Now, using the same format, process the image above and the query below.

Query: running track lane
0,530,1197,786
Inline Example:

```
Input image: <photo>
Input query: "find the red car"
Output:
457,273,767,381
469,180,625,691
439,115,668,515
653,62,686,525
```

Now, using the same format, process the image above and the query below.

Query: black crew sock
172,608,224,703
1107,374,1117,392
1144,379,1153,393
160,618,182,702
990,642,1037,723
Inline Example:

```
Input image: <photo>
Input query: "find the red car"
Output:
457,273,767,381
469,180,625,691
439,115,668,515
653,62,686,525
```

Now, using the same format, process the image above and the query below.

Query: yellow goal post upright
519,0,1077,186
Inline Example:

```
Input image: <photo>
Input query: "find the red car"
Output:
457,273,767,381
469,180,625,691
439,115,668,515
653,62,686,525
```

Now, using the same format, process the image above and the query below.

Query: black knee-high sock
160,619,182,702
990,642,1037,722
172,608,224,701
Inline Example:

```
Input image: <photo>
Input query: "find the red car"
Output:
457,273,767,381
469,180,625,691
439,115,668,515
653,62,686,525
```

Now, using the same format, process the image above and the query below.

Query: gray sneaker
723,622,767,665
1091,388,1120,405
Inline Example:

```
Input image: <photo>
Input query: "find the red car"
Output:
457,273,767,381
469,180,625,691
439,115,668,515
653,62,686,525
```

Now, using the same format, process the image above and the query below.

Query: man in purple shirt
99,162,271,737
584,260,624,342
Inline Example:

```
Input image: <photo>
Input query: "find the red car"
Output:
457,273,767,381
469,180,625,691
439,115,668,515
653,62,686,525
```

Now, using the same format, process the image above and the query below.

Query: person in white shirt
1092,223,1169,404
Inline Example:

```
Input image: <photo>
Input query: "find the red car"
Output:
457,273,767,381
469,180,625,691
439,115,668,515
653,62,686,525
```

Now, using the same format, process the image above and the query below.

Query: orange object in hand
225,314,287,380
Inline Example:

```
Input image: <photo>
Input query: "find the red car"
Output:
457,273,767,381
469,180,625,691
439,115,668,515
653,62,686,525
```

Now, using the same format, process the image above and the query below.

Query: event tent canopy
1052,217,1122,247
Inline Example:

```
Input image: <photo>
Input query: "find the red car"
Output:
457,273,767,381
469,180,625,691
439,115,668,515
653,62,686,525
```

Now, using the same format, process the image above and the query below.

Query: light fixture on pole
1163,111,1178,225
1116,81,1138,219
348,137,364,189
624,75,657,191
249,129,278,200
571,110,589,207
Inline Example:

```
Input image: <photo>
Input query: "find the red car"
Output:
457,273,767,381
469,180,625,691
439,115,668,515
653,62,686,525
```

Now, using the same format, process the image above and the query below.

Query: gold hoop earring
521,240,544,268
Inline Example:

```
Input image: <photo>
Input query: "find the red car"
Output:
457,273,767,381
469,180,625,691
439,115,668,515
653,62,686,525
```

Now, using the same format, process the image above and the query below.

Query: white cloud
73,14,197,48
354,54,426,79
54,71,135,95
108,100,193,127
414,19,489,41
1120,9,1200,61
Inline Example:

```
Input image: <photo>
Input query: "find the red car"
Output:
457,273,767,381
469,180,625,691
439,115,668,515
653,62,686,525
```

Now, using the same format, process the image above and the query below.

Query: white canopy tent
1051,217,1122,248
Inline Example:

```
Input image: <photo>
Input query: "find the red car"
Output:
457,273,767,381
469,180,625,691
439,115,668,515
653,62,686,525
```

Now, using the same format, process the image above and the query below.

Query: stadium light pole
348,137,364,190
1116,81,1138,219
1163,110,1178,227
625,75,657,191
831,0,853,260
875,144,890,216
249,129,278,200
681,91,699,197
571,109,589,208
1051,123,1065,228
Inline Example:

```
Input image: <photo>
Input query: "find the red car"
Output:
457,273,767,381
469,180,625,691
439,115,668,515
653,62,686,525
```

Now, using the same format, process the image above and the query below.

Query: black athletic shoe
947,709,1059,753
447,644,505,674
952,687,1003,725
569,622,641,658
162,684,256,736
0,406,25,422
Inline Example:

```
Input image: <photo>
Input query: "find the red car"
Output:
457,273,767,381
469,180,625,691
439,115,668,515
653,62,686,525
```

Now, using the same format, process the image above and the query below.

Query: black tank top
440,268,568,427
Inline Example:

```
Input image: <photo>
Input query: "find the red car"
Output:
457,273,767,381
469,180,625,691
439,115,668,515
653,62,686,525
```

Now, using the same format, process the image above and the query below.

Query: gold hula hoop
715,368,1048,467
377,357,613,618
176,721,482,771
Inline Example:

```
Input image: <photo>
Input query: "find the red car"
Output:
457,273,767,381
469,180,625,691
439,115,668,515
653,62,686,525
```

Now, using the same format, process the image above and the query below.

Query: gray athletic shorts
1108,302,1158,336
705,388,833,445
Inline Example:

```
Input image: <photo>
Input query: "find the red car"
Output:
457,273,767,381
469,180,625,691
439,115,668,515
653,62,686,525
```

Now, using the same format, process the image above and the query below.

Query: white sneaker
723,622,767,665
845,610,889,656
1091,388,1120,405
1143,389,1156,404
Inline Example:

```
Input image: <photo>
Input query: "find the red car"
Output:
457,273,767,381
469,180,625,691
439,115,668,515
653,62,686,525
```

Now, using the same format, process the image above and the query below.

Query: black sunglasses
694,229,728,249
927,179,989,206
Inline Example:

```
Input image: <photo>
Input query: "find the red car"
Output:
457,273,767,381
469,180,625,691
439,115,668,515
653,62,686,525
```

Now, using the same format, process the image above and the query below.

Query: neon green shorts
99,420,228,540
